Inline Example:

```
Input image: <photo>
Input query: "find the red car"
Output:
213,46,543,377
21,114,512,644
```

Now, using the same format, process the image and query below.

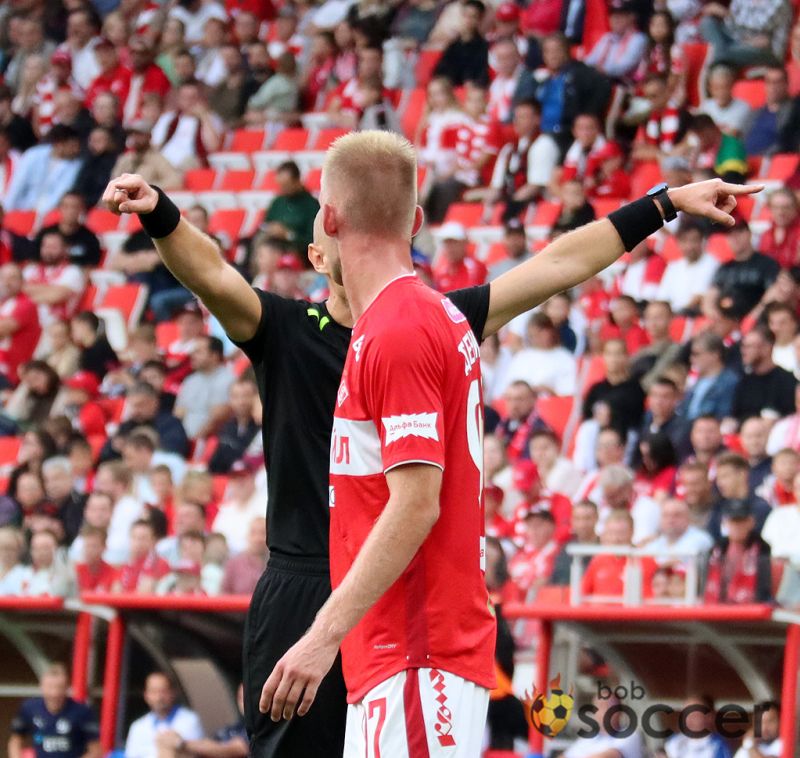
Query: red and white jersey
330,274,496,703
0,293,40,384
508,539,559,596
487,70,520,123
34,75,83,136
22,261,85,327
454,116,501,187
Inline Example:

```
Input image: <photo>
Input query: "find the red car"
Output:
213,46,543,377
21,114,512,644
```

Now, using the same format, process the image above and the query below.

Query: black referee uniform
234,283,491,758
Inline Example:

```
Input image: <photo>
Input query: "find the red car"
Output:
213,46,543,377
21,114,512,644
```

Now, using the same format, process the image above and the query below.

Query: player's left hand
259,627,340,721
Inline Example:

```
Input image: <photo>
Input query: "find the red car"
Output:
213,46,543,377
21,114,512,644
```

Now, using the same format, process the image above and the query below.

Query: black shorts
243,554,348,758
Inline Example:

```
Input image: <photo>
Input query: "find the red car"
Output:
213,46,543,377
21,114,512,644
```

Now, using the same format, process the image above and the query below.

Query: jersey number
466,379,484,503
367,697,386,758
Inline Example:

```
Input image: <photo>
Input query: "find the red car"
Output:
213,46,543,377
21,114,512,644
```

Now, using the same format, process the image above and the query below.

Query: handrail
502,602,776,622
0,597,65,611
80,593,252,611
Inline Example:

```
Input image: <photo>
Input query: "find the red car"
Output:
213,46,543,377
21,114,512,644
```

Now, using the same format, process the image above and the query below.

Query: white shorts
344,668,489,758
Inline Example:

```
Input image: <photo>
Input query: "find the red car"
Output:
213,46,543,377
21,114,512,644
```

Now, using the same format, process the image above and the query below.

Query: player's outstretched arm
259,463,442,721
102,175,262,342
483,179,763,337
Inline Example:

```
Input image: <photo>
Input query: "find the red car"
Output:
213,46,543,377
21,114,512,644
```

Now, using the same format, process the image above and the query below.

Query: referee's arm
102,175,262,343
482,178,763,337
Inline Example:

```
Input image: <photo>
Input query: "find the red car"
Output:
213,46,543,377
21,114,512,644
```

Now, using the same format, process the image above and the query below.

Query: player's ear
411,205,424,237
322,203,338,238
308,243,325,273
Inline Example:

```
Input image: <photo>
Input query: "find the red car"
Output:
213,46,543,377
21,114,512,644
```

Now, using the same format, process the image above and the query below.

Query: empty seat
311,128,348,150
184,168,218,192
208,209,247,245
305,167,322,192
230,129,267,152
96,283,148,329
765,153,800,180
86,208,122,234
271,128,310,151
219,169,255,191
531,201,561,227
443,202,484,227
732,79,766,109
2,210,36,236
537,396,574,441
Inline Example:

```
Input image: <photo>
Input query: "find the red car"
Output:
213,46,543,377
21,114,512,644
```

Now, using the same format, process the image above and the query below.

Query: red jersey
116,552,170,592
0,293,40,384
75,560,116,592
512,494,572,544
508,539,560,596
85,65,131,114
433,257,488,293
599,321,650,354
581,554,656,598
330,275,496,702
760,220,800,269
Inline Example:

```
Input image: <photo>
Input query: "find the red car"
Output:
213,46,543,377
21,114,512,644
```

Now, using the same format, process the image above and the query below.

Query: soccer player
103,169,759,757
9,663,100,758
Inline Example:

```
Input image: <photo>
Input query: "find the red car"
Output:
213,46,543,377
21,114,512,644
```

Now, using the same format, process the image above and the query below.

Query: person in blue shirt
8,663,100,758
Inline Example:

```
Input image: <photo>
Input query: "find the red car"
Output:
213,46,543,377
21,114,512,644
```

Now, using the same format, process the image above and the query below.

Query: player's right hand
668,178,763,227
102,174,158,216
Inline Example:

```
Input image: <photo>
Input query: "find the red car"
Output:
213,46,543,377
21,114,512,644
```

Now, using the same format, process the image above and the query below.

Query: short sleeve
446,285,490,342
10,701,32,735
364,326,446,473
229,288,298,367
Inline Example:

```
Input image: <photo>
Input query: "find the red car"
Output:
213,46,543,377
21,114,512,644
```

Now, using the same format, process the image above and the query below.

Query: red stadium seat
77,284,98,312
401,88,427,140
682,42,710,108
184,168,218,191
258,170,280,191
193,436,219,464
669,316,688,342
531,201,561,227
444,203,484,227
0,437,22,468
747,155,763,177
230,129,267,152
87,434,107,461
219,169,255,191
41,209,61,227
208,208,247,244
707,232,733,262
735,193,755,221
580,354,607,395
536,585,569,605
272,128,310,151
86,208,122,234
660,234,682,262
312,128,348,150
415,49,443,88
2,210,36,236
766,153,800,180
630,161,663,200
124,213,143,232
96,283,148,328
212,475,230,502
592,198,623,218
305,167,322,192
732,79,766,109
537,396,574,440
485,241,509,266
156,320,179,350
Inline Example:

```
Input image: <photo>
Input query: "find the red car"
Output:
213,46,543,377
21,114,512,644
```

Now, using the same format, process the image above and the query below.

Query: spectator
503,312,577,396
767,384,800,454
112,119,183,190
433,0,490,87
244,51,299,126
35,192,102,269
700,0,789,68
431,222,488,292
68,491,114,563
163,557,206,596
743,67,800,156
664,695,733,757
84,37,130,115
73,525,115,592
42,456,85,544
682,333,740,421
489,218,531,280
4,363,60,431
208,378,260,474
487,39,524,123
0,526,26,594
585,0,647,81
495,380,551,462
87,92,126,150
122,430,186,503
552,179,597,236
530,429,580,499
740,416,773,492
563,693,645,757
630,301,681,390
511,457,572,541
575,426,627,496
174,336,235,439
632,74,690,162
301,31,337,111
71,311,118,380
221,516,267,595
634,377,691,462
761,189,800,270
732,702,782,758
122,36,172,126
713,219,780,316
762,448,800,507
488,99,560,222
113,519,170,591
581,508,656,597
94,461,145,565
211,459,264,554
20,529,71,597
0,84,36,152
262,161,320,255
636,10,686,101
519,33,610,146
72,127,120,208
22,231,86,330
125,672,204,758
699,64,753,137
3,19,55,94
596,465,661,545
157,502,208,565
583,339,647,436
550,500,600,584
0,263,41,386
195,17,228,88
8,663,100,758
618,240,667,305
679,461,716,530
689,414,727,467
104,383,189,460
710,453,772,539
560,112,607,186
767,302,799,374
508,507,560,600
151,80,223,171
61,9,101,90
704,498,773,603
657,219,720,314
4,125,83,215
732,326,797,422
643,497,714,559
168,0,229,45
45,321,80,379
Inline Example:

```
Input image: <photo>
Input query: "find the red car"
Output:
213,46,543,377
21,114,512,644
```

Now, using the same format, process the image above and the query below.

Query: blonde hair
322,130,418,238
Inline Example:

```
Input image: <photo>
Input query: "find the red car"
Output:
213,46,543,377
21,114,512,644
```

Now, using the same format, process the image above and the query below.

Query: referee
103,173,759,757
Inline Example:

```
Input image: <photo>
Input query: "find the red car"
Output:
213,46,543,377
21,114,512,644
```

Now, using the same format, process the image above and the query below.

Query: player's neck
326,286,353,328
341,237,413,320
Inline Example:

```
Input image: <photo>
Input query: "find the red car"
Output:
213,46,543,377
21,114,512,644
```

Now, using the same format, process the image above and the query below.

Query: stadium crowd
1,0,800,637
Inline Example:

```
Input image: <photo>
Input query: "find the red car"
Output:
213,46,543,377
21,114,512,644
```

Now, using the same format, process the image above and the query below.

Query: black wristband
139,185,181,239
607,196,664,252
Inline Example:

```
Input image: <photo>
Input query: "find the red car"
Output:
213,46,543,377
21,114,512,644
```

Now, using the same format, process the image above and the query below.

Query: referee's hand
259,627,340,721
102,174,158,215
668,178,763,226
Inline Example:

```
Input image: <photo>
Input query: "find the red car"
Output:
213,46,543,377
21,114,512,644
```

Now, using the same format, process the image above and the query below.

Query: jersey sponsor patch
337,381,349,407
330,417,383,476
441,297,467,324
382,412,439,444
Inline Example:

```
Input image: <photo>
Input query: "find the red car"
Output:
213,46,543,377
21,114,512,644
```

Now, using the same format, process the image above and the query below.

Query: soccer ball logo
527,674,575,738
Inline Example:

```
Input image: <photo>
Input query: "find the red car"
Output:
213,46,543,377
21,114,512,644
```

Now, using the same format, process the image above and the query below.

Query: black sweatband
607,196,664,252
139,185,181,239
